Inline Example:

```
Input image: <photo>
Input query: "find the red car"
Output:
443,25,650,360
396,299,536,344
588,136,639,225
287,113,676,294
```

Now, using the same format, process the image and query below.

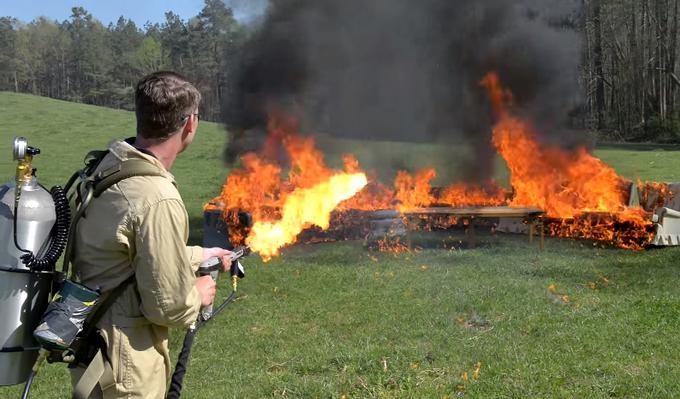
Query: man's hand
202,247,234,272
195,275,217,307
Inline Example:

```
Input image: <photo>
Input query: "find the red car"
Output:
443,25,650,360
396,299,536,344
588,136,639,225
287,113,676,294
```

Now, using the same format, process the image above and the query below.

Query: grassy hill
2,92,680,398
0,91,230,241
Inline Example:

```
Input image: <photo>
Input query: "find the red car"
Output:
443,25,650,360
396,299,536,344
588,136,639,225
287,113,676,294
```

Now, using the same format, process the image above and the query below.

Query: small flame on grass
473,362,482,380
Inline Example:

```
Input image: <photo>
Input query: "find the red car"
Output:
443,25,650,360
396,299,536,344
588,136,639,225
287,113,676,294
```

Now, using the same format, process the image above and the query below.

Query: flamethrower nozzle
198,246,248,296
230,258,245,291
228,245,248,292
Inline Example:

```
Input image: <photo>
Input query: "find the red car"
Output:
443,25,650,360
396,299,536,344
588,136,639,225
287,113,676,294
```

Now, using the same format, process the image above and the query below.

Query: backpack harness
27,149,166,399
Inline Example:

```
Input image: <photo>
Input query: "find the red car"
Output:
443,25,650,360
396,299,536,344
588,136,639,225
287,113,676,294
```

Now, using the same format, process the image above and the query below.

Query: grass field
2,92,680,398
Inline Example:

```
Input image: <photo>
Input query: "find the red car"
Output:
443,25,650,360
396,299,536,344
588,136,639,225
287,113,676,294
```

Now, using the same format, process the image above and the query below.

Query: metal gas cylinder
0,138,56,386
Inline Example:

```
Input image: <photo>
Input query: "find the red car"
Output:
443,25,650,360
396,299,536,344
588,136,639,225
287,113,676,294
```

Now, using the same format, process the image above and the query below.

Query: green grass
594,144,680,183
2,92,680,398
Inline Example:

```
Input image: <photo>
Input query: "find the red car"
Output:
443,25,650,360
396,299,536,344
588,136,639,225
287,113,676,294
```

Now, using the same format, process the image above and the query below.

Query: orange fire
394,168,436,211
438,182,507,208
247,172,367,260
481,73,630,218
211,73,662,255
480,72,654,248
211,114,375,259
393,168,507,211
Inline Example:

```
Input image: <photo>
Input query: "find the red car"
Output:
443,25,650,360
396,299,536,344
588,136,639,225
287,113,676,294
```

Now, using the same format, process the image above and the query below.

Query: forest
0,0,244,122
583,0,680,141
0,0,679,142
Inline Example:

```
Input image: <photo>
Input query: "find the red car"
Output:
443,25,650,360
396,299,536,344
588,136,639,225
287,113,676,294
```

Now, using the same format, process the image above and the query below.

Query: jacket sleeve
186,245,203,273
133,198,201,328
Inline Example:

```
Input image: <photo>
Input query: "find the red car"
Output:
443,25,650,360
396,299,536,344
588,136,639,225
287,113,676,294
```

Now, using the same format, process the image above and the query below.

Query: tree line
583,0,680,142
0,0,679,141
0,0,245,122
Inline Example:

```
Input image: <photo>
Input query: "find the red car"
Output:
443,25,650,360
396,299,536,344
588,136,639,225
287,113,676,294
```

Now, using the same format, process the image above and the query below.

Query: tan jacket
70,139,203,398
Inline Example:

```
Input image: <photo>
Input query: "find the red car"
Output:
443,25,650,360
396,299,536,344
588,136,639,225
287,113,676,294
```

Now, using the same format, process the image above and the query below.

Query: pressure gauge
13,136,27,161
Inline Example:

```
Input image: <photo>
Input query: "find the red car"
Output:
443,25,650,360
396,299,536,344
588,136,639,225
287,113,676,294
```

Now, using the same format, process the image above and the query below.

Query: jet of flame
246,173,368,260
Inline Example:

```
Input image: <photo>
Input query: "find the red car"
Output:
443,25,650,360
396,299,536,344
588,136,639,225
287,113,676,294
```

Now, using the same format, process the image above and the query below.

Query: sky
0,0,268,26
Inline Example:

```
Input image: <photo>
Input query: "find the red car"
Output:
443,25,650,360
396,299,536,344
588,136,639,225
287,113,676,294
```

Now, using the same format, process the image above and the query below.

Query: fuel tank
0,178,55,385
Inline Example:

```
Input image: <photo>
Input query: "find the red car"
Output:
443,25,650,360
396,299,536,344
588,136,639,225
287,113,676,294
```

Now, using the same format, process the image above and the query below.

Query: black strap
68,273,136,367
88,274,136,331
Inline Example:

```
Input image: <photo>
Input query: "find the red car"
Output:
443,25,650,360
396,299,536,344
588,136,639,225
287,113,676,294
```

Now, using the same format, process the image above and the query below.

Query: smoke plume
223,0,582,182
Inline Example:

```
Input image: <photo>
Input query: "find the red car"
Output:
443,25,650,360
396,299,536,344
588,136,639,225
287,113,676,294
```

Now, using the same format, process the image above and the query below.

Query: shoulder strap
64,150,110,196
87,274,136,330
91,159,166,197
61,152,167,278
72,274,135,399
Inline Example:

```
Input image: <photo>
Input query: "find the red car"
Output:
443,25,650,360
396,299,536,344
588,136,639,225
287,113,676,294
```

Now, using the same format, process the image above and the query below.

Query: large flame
247,173,367,260
210,74,663,255
481,72,629,218
481,72,654,248
212,114,374,259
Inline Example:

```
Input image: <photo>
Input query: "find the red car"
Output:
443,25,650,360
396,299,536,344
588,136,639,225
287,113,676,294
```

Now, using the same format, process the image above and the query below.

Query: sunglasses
181,113,200,122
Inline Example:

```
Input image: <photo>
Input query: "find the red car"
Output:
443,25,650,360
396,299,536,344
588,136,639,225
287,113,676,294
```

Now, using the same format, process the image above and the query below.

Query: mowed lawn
1,92,680,398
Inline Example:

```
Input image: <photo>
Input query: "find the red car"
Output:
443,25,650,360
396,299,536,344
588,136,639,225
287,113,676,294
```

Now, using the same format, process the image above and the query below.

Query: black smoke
223,0,582,181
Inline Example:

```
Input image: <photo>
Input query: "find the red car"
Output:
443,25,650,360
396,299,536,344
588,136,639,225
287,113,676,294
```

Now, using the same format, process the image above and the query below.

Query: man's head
135,71,201,143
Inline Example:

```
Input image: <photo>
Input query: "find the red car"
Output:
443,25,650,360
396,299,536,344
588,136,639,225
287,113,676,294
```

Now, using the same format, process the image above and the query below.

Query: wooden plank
403,206,545,218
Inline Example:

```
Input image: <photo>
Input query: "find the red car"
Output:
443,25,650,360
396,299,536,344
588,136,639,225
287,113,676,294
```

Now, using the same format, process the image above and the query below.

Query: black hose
20,186,71,271
166,328,197,399
13,190,31,255
210,291,237,321
165,291,237,399
21,369,36,399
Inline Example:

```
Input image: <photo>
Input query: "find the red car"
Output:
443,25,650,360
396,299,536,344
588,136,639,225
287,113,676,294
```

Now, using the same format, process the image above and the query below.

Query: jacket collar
107,138,177,184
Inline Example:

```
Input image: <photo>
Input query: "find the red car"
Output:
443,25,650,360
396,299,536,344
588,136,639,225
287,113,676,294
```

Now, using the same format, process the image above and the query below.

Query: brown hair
135,71,201,139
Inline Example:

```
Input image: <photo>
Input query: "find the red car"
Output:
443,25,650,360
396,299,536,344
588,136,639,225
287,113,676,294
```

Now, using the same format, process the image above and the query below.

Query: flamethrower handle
196,246,249,321
197,257,221,321
167,247,251,399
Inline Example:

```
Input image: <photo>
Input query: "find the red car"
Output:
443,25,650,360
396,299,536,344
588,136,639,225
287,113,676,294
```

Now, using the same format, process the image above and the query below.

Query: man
70,71,232,398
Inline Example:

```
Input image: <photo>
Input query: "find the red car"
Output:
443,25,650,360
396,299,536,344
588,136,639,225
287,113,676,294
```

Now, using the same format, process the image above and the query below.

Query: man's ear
182,115,197,138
